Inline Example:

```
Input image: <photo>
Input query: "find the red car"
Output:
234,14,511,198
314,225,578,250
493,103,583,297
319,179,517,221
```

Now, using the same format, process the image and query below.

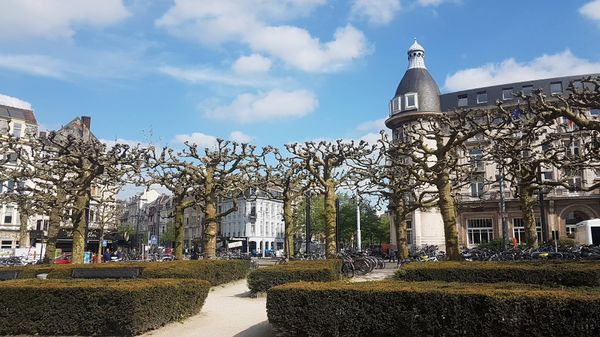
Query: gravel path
141,266,396,337
140,279,273,337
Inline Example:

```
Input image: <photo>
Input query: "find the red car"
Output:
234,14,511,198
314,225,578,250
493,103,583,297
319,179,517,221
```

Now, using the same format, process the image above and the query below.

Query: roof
56,117,98,142
440,73,600,111
0,104,37,125
394,68,441,113
408,39,424,53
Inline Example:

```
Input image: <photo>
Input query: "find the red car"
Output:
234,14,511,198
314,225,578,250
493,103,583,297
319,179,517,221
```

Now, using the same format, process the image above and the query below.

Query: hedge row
394,261,600,287
11,259,250,285
267,280,600,337
247,260,341,293
0,278,210,336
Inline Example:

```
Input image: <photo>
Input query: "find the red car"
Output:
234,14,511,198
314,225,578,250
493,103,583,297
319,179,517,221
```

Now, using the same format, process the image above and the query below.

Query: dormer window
476,91,488,104
404,93,418,110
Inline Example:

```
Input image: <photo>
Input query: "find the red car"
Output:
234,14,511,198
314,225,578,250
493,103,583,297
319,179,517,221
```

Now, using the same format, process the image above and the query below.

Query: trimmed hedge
0,278,210,336
247,260,341,293
267,280,600,337
11,259,250,285
394,261,600,287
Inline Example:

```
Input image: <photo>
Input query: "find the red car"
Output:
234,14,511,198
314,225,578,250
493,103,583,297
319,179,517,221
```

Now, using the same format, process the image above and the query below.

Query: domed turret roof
408,38,424,53
393,39,441,113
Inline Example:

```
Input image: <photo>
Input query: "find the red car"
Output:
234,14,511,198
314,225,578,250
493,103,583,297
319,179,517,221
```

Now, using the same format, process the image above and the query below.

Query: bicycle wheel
353,258,371,275
341,261,354,278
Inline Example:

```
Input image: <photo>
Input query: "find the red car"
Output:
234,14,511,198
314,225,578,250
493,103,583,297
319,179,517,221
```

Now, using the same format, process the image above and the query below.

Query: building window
467,219,493,246
572,81,584,91
457,94,468,107
502,88,513,100
476,91,488,104
0,119,8,134
3,206,14,224
564,169,583,191
512,218,542,244
468,148,484,171
404,93,418,110
1,240,12,249
590,109,599,117
550,82,563,95
522,85,533,96
12,123,22,138
470,176,485,197
390,97,400,115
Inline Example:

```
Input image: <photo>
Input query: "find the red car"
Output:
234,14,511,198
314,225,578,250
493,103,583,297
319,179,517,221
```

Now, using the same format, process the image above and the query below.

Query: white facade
0,102,40,254
219,195,285,256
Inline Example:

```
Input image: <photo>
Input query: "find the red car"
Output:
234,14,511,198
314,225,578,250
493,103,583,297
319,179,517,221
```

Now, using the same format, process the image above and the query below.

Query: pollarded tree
183,140,265,259
144,146,200,259
7,127,143,264
532,76,600,131
260,147,309,259
348,131,438,259
398,109,493,260
147,140,264,259
286,140,375,258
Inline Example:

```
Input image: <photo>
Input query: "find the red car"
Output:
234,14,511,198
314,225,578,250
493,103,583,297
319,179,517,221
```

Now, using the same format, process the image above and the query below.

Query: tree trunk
44,190,65,263
174,201,185,259
19,212,29,248
323,179,337,258
203,168,217,258
97,228,104,263
520,186,539,249
283,193,294,259
436,169,461,260
392,206,409,259
71,192,89,264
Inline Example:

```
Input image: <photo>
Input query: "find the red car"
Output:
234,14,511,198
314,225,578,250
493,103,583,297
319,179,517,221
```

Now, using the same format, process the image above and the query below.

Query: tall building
386,40,600,250
219,189,285,256
0,100,39,252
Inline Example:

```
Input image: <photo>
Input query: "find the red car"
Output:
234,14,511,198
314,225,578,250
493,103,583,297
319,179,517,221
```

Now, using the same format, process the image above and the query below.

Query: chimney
81,116,91,130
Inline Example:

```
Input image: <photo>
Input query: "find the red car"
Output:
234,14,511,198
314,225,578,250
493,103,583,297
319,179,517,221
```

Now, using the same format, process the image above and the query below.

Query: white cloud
357,118,387,132
204,89,318,123
229,131,254,143
173,132,219,148
172,130,254,147
156,1,368,73
580,0,600,22
246,24,368,73
232,54,272,74
351,0,401,25
0,0,130,40
416,0,458,6
159,66,265,87
444,50,600,92
0,54,66,78
0,93,32,110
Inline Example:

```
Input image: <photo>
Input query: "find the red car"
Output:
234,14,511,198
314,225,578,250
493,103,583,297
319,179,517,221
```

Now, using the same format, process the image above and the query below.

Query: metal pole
537,165,547,243
498,166,509,250
305,193,311,254
356,193,362,252
539,191,547,243
335,198,340,252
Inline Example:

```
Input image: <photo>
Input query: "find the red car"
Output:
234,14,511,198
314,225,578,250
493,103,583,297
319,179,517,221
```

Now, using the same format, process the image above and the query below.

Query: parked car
53,253,72,264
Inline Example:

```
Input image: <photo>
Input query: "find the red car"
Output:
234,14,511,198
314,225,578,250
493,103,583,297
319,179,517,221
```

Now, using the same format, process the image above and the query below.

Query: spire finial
407,39,426,69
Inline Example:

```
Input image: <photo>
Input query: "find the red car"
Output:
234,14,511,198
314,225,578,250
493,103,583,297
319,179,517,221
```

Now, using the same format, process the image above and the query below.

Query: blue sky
1,0,600,151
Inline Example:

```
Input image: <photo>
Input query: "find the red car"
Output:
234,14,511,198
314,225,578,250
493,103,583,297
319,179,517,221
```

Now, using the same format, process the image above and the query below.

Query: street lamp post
305,192,311,254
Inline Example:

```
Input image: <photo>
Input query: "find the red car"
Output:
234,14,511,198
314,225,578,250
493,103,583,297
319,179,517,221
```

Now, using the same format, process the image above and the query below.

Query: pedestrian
103,248,111,263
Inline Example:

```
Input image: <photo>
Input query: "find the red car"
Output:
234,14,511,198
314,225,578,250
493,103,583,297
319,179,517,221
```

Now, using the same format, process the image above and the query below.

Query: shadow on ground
232,320,273,337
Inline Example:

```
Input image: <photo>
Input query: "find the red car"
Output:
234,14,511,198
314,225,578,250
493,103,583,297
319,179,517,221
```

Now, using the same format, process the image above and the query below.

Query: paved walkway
141,267,396,337
140,279,272,337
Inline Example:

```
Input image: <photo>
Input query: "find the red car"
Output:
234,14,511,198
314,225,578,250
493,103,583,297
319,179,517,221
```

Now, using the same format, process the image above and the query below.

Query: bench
0,270,20,281
71,267,142,279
